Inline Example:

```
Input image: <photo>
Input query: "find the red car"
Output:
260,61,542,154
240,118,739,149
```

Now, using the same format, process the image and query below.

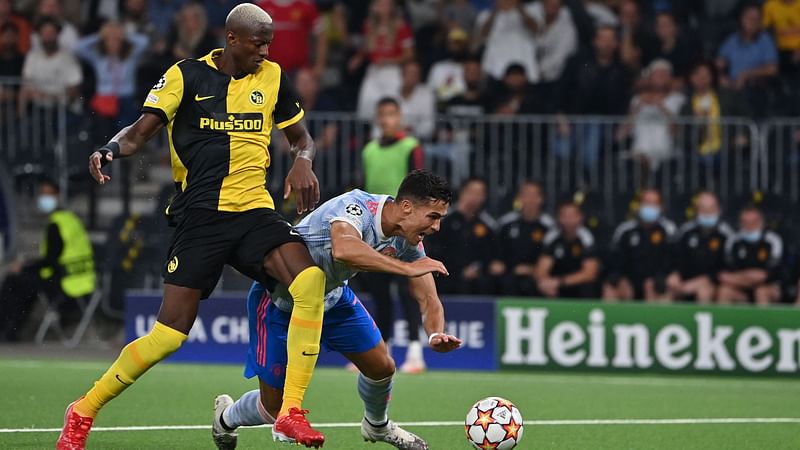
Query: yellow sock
280,266,325,416
74,321,187,418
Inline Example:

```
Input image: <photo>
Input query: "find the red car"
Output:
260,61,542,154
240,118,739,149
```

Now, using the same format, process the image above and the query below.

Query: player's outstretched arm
282,121,320,214
88,113,165,185
408,273,461,353
330,222,448,277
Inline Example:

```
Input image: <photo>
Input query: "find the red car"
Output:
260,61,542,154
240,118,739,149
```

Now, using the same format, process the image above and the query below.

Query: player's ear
226,30,237,46
401,199,414,214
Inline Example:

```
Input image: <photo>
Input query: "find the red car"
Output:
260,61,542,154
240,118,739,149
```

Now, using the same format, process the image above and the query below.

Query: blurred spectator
535,201,600,298
530,0,578,82
314,0,348,89
0,22,24,80
148,0,188,40
121,0,161,50
441,0,477,33
295,66,337,112
353,0,414,119
584,0,618,28
425,177,496,294
204,0,246,37
167,2,217,60
75,21,149,143
476,0,541,83
18,17,82,112
31,0,79,52
398,60,435,139
666,192,734,303
716,5,778,93
680,61,750,164
603,189,676,302
617,0,655,73
488,63,550,115
0,0,30,54
617,59,685,178
427,27,470,105
490,181,555,296
258,0,326,76
717,206,783,305
444,56,488,116
643,11,696,80
362,97,423,195
762,0,800,81
553,25,630,168
0,179,95,342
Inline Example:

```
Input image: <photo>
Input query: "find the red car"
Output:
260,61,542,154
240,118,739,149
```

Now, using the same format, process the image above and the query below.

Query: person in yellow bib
0,178,95,342
58,4,326,449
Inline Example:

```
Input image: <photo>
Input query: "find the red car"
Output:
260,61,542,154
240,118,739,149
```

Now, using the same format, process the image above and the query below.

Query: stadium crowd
0,0,799,323
423,178,800,306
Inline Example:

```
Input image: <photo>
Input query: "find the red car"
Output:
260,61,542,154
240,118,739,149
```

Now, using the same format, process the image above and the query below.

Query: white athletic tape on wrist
428,333,443,346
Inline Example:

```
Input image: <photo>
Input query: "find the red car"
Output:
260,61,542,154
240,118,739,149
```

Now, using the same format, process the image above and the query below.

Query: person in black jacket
603,189,676,302
717,206,783,305
667,192,734,303
490,181,555,295
535,201,600,299
425,177,496,294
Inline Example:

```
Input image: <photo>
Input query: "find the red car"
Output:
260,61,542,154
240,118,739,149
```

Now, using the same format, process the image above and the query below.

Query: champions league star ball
464,397,524,450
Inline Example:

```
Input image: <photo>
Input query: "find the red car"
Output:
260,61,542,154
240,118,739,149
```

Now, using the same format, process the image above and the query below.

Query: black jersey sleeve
274,70,305,129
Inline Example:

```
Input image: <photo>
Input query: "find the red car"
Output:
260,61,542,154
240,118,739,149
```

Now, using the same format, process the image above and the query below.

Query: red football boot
272,408,325,448
56,398,94,450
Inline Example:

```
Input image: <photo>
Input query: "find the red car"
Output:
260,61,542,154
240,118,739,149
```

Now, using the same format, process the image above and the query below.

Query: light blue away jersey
271,189,426,313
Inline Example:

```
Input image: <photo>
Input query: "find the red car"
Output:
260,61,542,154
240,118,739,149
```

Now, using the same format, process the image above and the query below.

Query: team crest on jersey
531,229,544,242
346,203,363,217
380,246,398,258
709,238,720,251
572,244,582,257
250,90,265,105
474,223,488,238
757,247,768,262
167,256,179,273
152,75,166,91
651,230,663,244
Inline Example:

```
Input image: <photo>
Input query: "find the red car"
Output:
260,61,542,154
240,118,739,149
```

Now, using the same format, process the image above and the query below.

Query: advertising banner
497,299,800,376
125,292,496,370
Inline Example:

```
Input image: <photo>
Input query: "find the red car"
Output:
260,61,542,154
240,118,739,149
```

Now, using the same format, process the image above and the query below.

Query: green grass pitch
0,359,799,449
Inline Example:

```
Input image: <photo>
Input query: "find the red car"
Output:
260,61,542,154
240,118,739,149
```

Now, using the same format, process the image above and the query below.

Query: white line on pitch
3,418,800,433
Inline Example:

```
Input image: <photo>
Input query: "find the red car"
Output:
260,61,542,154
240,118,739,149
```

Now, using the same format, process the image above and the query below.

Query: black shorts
162,208,306,299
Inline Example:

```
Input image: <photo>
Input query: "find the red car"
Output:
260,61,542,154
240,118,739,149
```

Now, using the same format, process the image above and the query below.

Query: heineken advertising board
498,300,800,376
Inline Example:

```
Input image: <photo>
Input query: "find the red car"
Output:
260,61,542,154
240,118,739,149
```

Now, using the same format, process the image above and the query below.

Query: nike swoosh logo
302,351,319,356
115,374,131,386
289,229,301,236
194,94,214,101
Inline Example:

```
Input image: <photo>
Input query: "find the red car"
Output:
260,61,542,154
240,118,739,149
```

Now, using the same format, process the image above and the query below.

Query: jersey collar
375,195,391,241
200,49,223,69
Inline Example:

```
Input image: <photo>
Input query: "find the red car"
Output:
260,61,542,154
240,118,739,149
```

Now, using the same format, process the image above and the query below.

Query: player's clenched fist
404,257,449,278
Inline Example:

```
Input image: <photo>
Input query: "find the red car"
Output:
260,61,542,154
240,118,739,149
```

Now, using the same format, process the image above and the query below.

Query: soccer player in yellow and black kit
58,4,327,449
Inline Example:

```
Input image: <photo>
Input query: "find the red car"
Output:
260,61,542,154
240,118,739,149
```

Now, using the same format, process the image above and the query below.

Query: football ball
464,397,524,449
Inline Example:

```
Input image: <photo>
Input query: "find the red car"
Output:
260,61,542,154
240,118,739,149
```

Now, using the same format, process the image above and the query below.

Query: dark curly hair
396,170,452,205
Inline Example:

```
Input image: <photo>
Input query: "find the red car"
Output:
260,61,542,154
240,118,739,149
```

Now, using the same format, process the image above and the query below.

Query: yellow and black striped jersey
142,49,304,217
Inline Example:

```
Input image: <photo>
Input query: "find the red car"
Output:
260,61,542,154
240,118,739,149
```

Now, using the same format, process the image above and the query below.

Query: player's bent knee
288,266,326,309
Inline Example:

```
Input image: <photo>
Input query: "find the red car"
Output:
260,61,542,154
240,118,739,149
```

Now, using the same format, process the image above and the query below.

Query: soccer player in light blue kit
212,170,462,450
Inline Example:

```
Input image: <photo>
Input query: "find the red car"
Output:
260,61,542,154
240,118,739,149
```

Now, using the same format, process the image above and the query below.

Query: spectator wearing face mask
717,206,783,305
0,178,95,342
666,192,734,303
603,188,676,302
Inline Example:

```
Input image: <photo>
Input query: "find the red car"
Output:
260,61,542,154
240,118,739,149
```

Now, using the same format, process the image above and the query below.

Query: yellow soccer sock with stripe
73,321,188,418
280,266,325,416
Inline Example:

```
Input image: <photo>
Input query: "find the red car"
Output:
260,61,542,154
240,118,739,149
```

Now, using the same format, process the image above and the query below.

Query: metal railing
0,71,797,216
0,77,70,200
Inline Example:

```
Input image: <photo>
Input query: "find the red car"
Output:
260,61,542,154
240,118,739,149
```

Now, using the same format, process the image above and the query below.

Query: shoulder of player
479,211,498,231
677,220,698,237
763,230,783,249
717,221,735,239
611,219,638,241
543,229,561,246
576,226,595,247
496,211,521,231
656,217,677,235
539,213,556,230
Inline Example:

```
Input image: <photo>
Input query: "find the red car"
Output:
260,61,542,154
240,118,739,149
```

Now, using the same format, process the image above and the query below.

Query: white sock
406,341,423,362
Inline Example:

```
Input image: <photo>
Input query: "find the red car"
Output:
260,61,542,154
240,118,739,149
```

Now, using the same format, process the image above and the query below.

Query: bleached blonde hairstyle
225,3,273,31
